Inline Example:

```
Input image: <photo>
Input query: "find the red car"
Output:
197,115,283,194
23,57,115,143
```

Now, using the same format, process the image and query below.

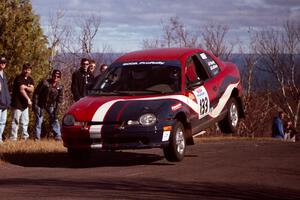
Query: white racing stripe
209,82,239,118
90,99,123,139
89,83,239,141
89,95,197,140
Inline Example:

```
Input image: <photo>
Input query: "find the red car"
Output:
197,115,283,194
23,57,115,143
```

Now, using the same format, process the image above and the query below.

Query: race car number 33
194,86,210,118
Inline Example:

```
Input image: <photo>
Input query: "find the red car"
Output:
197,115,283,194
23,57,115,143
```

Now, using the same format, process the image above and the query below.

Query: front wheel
219,98,239,134
163,121,186,162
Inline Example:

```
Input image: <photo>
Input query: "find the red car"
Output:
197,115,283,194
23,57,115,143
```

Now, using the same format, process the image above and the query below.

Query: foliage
0,0,51,83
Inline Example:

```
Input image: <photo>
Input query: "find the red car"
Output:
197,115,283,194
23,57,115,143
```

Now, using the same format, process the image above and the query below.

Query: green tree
0,0,51,139
0,0,50,84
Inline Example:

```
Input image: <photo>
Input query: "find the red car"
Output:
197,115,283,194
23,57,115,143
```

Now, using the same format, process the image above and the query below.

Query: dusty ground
0,139,299,199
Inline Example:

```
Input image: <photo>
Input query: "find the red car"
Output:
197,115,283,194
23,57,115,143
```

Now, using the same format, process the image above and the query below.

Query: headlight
63,114,75,126
139,113,157,126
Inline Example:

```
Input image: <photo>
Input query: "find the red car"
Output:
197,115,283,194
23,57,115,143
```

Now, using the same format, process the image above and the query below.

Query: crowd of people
0,56,108,144
272,111,298,142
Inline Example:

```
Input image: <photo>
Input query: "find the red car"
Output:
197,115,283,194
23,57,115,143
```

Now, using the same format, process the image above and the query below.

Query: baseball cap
52,69,62,77
0,57,6,64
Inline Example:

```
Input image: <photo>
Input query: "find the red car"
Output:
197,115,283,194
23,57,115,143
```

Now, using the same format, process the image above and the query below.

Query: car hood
67,95,183,122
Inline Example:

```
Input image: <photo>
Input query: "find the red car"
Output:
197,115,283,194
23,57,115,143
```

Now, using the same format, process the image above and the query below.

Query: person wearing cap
0,57,11,144
71,58,94,101
10,63,34,141
32,69,64,141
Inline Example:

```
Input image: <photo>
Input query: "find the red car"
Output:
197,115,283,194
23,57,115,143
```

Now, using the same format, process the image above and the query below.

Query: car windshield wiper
90,90,167,96
143,89,165,94
120,90,165,95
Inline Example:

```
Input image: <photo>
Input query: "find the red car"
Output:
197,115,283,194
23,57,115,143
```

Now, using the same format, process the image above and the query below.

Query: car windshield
90,64,181,95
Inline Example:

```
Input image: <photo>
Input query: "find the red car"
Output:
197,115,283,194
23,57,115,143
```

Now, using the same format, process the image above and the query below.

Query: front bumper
62,124,171,150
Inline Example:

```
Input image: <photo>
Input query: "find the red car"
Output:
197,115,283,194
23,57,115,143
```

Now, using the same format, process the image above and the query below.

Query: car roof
115,48,204,62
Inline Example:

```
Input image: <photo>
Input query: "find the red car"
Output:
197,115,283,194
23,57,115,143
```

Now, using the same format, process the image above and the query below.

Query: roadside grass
0,139,66,164
193,135,279,143
0,136,280,164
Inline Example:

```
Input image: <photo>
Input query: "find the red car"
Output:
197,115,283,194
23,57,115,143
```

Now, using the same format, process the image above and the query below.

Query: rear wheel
163,121,186,162
219,97,239,133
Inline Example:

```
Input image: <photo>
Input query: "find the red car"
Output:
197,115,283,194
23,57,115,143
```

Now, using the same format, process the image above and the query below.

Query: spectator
89,59,96,75
93,63,108,87
99,63,108,75
272,111,285,140
285,121,298,142
88,59,96,86
10,63,34,141
0,56,11,144
33,70,63,141
71,58,94,101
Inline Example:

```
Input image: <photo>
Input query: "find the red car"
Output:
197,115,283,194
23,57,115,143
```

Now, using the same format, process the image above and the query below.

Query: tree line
0,0,299,137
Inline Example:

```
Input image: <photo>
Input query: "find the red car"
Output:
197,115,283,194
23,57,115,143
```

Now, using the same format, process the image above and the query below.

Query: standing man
272,111,285,139
10,63,34,141
0,57,11,144
71,58,94,101
33,70,63,141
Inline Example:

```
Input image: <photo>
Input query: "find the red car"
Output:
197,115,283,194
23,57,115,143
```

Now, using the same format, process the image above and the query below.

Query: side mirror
187,80,204,89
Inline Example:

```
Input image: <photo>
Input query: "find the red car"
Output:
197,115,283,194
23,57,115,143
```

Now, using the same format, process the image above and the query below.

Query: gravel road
0,139,299,200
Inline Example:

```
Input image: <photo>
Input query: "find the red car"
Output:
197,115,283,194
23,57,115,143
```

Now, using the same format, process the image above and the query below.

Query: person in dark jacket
0,56,11,143
71,58,94,101
33,70,63,140
272,111,285,139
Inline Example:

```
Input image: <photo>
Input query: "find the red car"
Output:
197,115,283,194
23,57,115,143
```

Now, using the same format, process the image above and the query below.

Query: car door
196,52,224,118
185,53,218,133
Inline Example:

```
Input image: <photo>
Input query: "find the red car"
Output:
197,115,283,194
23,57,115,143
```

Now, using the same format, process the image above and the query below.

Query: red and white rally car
62,48,244,162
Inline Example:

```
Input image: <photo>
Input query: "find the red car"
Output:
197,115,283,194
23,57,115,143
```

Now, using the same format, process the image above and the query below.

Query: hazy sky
31,0,300,52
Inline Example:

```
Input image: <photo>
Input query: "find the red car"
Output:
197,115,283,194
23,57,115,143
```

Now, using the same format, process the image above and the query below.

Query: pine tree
0,0,50,85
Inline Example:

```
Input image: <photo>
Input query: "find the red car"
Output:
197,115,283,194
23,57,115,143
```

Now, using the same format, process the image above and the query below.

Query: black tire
163,121,186,162
68,148,91,163
219,97,239,134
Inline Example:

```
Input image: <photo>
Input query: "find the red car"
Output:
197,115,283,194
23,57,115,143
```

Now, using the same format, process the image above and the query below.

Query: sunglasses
82,63,89,66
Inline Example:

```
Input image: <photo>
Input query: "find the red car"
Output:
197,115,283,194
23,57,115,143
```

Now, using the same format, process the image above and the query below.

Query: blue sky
31,0,300,52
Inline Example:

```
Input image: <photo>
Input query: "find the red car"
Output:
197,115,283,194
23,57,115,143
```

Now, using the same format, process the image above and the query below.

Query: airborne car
62,48,244,162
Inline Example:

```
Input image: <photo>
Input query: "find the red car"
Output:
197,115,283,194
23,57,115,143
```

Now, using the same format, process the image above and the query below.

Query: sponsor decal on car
122,61,165,66
194,86,210,118
171,103,182,111
199,53,207,60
